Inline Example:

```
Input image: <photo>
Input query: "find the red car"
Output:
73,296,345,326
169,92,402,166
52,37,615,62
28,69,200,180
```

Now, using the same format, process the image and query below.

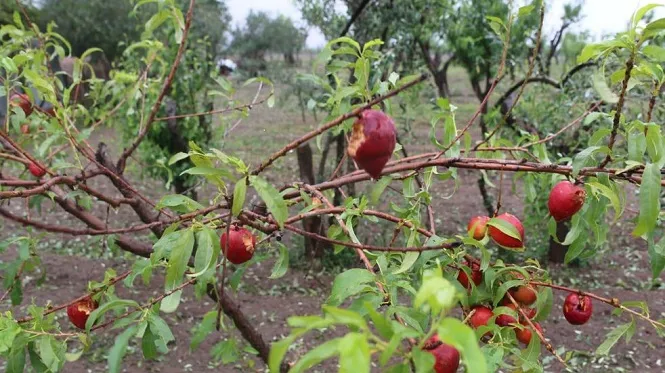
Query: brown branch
117,0,196,172
600,56,634,168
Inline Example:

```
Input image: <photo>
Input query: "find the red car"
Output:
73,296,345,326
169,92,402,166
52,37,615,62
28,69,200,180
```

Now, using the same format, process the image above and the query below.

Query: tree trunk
548,220,570,263
297,144,325,265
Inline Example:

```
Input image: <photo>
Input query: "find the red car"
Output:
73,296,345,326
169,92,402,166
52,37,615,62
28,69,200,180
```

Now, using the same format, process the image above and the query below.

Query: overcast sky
226,0,665,48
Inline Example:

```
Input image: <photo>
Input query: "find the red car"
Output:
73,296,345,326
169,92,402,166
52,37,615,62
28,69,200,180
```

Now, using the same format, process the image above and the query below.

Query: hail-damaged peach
347,109,396,179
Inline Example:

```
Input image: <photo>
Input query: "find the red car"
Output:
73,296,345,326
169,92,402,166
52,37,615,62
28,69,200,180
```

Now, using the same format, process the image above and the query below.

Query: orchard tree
1,2,665,373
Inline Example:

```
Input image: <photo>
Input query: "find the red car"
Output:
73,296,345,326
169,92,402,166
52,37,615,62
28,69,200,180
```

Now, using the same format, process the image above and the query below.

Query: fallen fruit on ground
423,335,460,373
457,260,483,289
10,93,33,116
548,180,586,221
28,162,46,177
515,322,543,345
220,226,256,264
488,213,525,249
563,293,593,325
467,215,490,240
347,109,396,179
67,297,99,329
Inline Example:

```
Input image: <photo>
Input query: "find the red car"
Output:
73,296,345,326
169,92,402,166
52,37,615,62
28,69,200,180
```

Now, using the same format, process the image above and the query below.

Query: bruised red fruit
548,181,586,222
220,226,256,264
496,312,517,327
20,123,30,134
347,109,396,179
28,162,46,177
423,335,460,373
515,322,543,345
457,260,483,289
488,213,525,249
67,297,98,329
563,293,593,325
467,215,490,240
469,305,493,329
10,93,33,116
512,285,537,306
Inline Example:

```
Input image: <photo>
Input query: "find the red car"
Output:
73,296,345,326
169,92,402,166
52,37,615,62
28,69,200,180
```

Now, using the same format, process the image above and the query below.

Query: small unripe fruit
67,297,98,329
488,213,525,249
469,305,493,329
10,93,33,116
20,123,30,134
220,226,256,264
515,322,543,345
28,162,46,177
467,215,490,240
563,293,593,325
548,181,586,221
457,260,483,289
423,335,460,373
512,285,537,306
347,109,396,179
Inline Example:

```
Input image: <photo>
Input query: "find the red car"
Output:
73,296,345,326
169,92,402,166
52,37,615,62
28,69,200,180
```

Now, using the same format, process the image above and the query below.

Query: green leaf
108,325,138,373
181,166,234,181
643,17,665,40
323,306,368,331
338,332,369,373
437,318,487,373
365,303,393,340
290,338,341,373
587,181,622,222
86,299,140,332
232,178,247,216
592,71,619,104
634,4,662,27
326,268,375,306
414,270,458,315
572,146,606,176
596,321,634,355
269,243,289,279
518,4,535,17
190,311,218,350
168,152,189,165
649,236,665,279
632,163,661,237
392,251,420,274
269,335,298,372
141,324,159,359
412,347,435,373
161,229,195,312
249,175,288,228
369,176,392,205
189,227,219,278
155,194,204,213
148,314,175,352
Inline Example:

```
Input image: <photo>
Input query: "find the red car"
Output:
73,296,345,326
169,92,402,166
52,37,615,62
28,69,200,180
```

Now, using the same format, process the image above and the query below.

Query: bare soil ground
1,68,664,372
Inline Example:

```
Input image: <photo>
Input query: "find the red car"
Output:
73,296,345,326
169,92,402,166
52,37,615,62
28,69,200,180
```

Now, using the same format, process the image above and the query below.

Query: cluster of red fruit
421,182,589,371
